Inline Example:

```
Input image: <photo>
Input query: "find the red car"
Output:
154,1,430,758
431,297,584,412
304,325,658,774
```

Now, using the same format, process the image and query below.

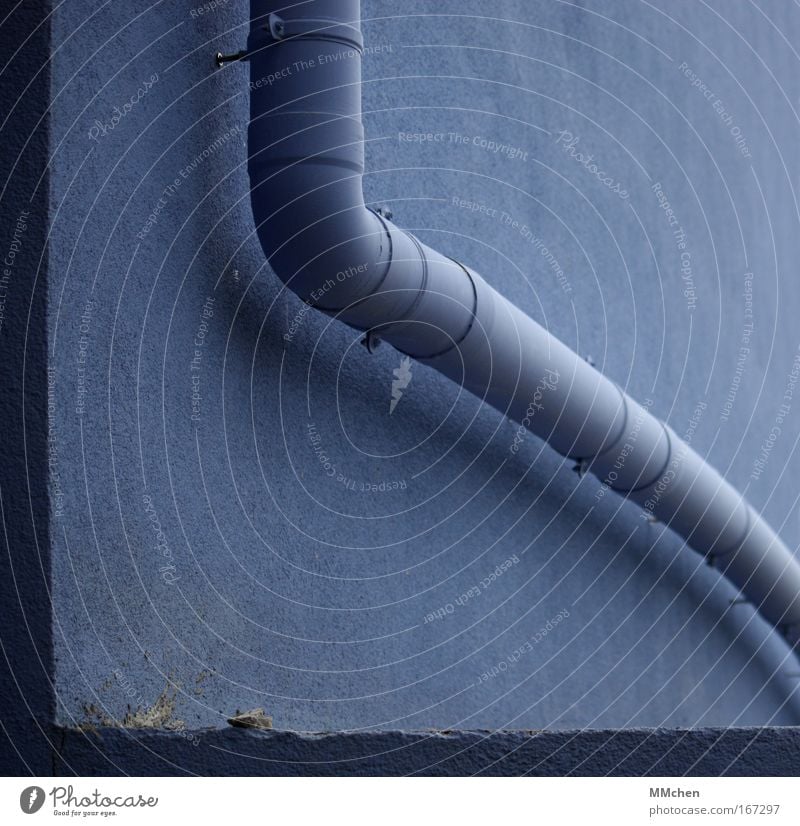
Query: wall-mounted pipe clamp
248,13,364,54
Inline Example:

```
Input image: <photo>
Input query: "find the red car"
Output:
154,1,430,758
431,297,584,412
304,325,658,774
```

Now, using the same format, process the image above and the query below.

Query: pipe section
247,0,800,632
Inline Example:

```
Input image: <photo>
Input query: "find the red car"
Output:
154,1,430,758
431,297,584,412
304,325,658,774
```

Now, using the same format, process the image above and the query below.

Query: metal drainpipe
243,0,800,636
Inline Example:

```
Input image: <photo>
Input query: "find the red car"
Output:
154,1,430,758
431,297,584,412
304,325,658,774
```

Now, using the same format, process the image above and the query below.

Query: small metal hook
215,50,249,68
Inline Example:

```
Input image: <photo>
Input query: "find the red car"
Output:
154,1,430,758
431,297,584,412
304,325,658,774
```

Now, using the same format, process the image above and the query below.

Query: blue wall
45,0,800,738
0,0,55,775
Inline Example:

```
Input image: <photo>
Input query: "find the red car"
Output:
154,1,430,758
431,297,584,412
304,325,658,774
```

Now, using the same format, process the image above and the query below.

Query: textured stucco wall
45,0,800,739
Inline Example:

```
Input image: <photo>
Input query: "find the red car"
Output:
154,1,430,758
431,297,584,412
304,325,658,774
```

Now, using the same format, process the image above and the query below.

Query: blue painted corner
4,0,800,777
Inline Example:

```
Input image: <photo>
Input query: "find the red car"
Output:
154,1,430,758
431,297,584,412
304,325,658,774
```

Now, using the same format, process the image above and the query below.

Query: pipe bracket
252,14,364,52
572,458,590,478
360,329,382,353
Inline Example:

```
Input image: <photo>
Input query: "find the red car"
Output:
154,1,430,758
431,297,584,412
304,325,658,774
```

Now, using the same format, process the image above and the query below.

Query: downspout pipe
247,0,800,635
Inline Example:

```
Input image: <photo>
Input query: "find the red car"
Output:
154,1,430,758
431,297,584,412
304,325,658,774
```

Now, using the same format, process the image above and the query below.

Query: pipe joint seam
578,382,628,466
419,269,497,371
388,257,479,361
248,114,365,173
312,208,394,316
609,418,673,495
364,231,430,340
713,502,753,560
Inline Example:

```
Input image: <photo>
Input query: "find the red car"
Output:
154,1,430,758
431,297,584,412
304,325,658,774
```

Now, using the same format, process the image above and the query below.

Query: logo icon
390,356,413,414
20,786,45,814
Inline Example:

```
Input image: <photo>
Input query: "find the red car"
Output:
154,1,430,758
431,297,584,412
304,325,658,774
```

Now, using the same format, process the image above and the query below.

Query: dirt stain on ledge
82,684,186,732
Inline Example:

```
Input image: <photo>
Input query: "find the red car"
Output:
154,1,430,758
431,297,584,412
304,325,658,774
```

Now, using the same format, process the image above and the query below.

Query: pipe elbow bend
246,5,476,355
248,111,386,311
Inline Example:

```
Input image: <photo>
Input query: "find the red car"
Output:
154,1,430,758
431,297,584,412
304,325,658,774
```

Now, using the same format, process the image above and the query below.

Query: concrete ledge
52,727,800,776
